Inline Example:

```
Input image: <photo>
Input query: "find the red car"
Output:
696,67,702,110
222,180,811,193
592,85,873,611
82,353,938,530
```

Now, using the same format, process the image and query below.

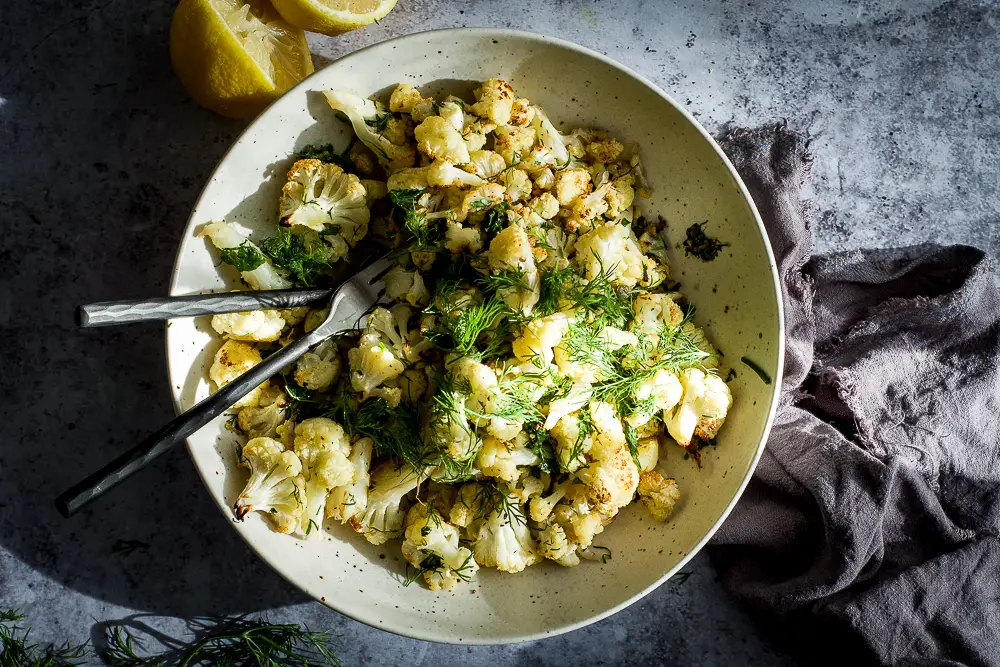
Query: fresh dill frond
559,318,617,379
404,553,444,587
331,396,429,473
474,481,525,526
567,409,595,471
103,616,341,667
260,227,330,287
477,269,530,294
0,609,87,667
536,266,576,315
422,290,508,359
567,265,635,328
296,143,356,174
389,188,444,253
218,241,266,272
623,421,643,471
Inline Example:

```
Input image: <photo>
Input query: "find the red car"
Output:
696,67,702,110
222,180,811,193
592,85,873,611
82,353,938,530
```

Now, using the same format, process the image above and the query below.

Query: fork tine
355,254,395,284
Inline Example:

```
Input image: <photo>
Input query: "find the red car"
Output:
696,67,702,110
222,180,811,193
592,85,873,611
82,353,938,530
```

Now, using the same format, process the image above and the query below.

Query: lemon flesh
170,0,314,118
270,0,396,36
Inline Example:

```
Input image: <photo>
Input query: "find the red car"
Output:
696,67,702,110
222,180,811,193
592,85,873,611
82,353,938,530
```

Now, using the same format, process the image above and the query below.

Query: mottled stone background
1,0,996,665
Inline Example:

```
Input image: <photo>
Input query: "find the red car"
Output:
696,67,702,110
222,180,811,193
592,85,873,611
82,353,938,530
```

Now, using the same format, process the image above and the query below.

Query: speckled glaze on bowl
167,28,783,644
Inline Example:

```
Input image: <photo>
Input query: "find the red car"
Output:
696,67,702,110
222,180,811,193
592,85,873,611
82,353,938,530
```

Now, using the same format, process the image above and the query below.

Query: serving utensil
55,254,393,517
76,288,331,327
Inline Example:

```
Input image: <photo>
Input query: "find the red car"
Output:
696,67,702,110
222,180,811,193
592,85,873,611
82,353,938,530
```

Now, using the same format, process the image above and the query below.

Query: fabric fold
709,123,1000,666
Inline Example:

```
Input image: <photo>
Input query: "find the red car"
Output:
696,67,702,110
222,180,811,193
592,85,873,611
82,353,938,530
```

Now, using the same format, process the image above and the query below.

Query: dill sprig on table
102,616,341,667
0,609,87,667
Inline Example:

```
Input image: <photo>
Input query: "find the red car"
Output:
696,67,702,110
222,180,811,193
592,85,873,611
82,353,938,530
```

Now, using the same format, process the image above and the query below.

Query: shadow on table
0,19,306,615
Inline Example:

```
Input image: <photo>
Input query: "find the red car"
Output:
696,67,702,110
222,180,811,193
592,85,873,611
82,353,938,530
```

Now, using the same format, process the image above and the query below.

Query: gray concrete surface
1,0,997,664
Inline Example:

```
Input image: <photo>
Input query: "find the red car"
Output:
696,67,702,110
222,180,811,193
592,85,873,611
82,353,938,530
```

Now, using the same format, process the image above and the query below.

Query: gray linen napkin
708,123,1000,666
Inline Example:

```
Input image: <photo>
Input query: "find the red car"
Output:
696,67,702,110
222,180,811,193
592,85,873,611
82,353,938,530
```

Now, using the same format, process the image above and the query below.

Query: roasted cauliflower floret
414,116,471,165
348,307,423,404
626,368,683,428
200,221,292,290
553,168,591,206
509,97,535,127
633,292,686,334
476,435,540,483
402,504,479,591
537,522,579,567
233,437,305,534
473,501,539,573
529,192,560,220
493,125,536,166
279,160,370,258
572,222,646,288
211,310,285,343
384,266,430,307
293,417,353,537
528,106,572,169
467,149,507,179
488,225,540,315
210,340,268,409
549,411,595,473
575,401,640,515
294,339,341,392
470,78,516,125
586,138,624,164
664,368,733,447
444,221,484,254
328,436,373,523
637,470,681,521
349,461,423,545
511,311,571,370
324,90,415,173
237,388,288,439
389,83,427,114
503,168,533,203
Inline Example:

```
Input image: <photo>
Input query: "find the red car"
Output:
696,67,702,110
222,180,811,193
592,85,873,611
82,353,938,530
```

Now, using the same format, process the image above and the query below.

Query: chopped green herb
260,227,330,287
740,356,772,385
364,112,392,135
389,188,444,252
219,241,266,272
482,202,510,242
682,221,728,261
296,142,356,174
331,396,429,473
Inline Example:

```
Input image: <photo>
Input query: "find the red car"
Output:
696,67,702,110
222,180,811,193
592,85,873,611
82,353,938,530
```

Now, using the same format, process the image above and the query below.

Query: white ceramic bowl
167,28,783,644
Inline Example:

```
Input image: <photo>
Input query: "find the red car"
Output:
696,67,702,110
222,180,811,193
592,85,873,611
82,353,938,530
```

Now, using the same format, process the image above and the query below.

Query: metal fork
55,255,393,517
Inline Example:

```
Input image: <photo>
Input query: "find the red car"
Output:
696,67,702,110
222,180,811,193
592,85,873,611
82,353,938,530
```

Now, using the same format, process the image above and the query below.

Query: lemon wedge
170,0,314,118
269,0,397,35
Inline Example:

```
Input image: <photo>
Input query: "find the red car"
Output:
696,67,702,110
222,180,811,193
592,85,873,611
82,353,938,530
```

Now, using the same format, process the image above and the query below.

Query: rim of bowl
166,26,786,645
